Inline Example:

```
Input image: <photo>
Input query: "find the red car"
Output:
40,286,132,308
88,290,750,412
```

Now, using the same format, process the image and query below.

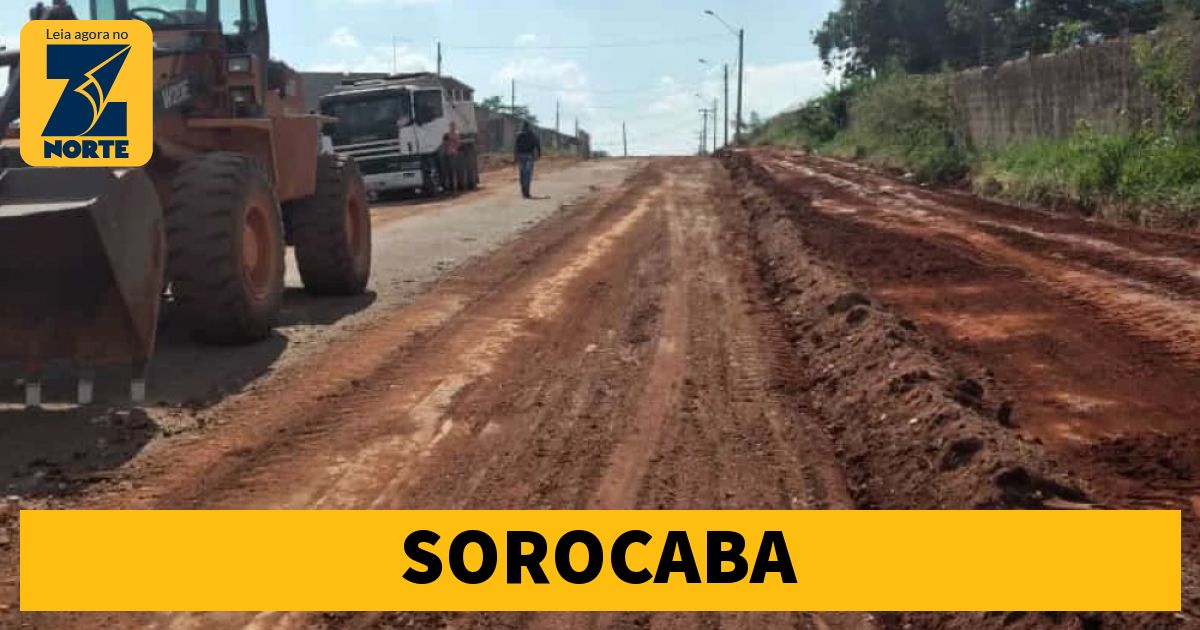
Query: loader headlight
226,55,252,74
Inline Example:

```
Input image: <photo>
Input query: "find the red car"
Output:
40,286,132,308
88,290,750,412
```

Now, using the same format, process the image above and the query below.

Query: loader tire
288,153,372,295
166,152,284,344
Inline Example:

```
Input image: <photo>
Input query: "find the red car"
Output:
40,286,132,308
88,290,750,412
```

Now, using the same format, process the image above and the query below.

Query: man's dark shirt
514,130,541,158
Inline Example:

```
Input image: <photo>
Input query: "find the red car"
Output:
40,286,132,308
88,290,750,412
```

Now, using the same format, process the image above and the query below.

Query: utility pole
622,122,628,157
555,99,561,151
704,11,745,145
735,28,744,145
705,97,715,153
723,64,729,147
392,35,397,74
510,79,516,118
699,108,708,156
436,42,442,75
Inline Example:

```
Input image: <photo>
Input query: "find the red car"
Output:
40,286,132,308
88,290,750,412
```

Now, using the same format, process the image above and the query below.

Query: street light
699,58,729,149
704,9,744,145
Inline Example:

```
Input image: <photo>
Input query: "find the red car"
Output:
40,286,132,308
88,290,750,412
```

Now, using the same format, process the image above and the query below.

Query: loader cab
89,0,270,114
89,0,267,37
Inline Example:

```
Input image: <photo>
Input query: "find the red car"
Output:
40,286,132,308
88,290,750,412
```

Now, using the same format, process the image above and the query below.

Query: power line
516,81,706,95
443,33,727,50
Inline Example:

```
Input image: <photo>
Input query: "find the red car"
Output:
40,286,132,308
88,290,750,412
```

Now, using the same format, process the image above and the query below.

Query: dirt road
0,151,1196,629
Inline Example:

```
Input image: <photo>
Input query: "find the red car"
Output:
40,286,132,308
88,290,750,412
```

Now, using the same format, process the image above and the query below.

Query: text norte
44,139,130,159
402,529,797,585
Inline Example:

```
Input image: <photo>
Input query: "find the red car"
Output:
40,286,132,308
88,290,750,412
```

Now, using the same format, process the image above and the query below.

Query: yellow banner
21,510,1179,612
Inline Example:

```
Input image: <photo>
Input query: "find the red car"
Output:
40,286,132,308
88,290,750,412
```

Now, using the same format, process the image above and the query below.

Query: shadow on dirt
0,288,378,497
374,187,480,208
0,406,155,497
0,290,376,409
279,289,377,326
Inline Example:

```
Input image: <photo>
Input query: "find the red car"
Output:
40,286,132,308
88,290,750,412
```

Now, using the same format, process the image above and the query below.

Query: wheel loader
0,0,373,406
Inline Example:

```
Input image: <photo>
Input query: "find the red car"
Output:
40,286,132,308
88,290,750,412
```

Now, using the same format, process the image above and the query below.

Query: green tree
814,0,1176,77
479,95,539,124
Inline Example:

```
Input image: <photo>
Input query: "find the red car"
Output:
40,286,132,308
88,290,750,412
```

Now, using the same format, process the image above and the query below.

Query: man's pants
517,154,535,197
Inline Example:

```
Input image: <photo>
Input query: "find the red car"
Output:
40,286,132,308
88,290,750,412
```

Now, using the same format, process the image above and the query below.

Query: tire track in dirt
12,164,663,630
760,153,1200,371
730,149,1200,624
22,158,867,630
750,150,1200,447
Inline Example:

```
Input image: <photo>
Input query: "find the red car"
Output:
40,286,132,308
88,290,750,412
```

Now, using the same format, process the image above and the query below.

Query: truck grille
358,157,420,176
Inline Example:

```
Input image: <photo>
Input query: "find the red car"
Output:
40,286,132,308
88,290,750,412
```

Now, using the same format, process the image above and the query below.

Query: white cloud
742,59,835,118
455,52,830,157
307,44,433,73
514,33,538,46
589,59,833,156
493,57,587,92
327,26,360,49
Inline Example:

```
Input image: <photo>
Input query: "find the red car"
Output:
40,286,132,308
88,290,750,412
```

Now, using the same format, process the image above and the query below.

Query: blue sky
2,0,841,155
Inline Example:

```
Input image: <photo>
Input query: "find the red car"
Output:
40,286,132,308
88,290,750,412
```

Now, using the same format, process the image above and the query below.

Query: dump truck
319,73,480,198
0,0,372,406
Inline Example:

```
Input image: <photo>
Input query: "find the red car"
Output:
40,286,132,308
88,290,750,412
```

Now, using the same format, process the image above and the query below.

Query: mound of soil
724,152,1087,511
722,151,1189,630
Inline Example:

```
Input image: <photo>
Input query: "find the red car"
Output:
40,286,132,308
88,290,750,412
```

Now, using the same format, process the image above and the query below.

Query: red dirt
1,152,1194,629
728,148,1200,627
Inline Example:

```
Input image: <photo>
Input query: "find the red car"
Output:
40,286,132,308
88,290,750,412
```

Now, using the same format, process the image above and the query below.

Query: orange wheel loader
0,0,372,406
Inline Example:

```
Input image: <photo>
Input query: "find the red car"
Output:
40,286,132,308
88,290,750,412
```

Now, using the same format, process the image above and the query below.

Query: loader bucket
0,167,164,377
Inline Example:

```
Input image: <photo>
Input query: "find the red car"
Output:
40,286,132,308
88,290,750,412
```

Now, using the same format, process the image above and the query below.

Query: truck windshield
91,0,213,27
320,91,413,145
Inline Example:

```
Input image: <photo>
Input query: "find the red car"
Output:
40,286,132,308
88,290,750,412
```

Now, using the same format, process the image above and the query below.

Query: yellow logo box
19,20,153,167
20,510,1180,612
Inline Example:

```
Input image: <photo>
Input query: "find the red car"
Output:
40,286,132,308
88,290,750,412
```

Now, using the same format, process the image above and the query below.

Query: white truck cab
319,73,479,197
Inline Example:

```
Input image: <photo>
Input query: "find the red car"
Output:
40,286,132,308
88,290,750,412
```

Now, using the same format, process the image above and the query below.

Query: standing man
441,120,462,192
514,121,541,199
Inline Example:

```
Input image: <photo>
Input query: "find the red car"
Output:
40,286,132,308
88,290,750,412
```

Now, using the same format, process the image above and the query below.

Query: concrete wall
476,108,588,156
952,37,1162,147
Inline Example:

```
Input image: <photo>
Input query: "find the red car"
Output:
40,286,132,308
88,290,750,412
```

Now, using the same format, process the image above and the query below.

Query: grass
751,78,1200,228
752,74,971,184
977,128,1200,227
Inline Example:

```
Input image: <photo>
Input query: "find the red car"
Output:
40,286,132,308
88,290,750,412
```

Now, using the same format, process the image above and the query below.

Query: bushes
752,83,857,149
746,26,1200,226
831,74,971,182
750,74,971,183
977,127,1200,226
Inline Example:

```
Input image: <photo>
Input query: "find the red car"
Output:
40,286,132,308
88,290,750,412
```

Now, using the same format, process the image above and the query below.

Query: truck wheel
166,152,284,344
288,153,372,295
421,156,442,197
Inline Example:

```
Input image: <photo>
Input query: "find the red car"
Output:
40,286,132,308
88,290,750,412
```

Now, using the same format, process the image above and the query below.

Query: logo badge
20,20,152,167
